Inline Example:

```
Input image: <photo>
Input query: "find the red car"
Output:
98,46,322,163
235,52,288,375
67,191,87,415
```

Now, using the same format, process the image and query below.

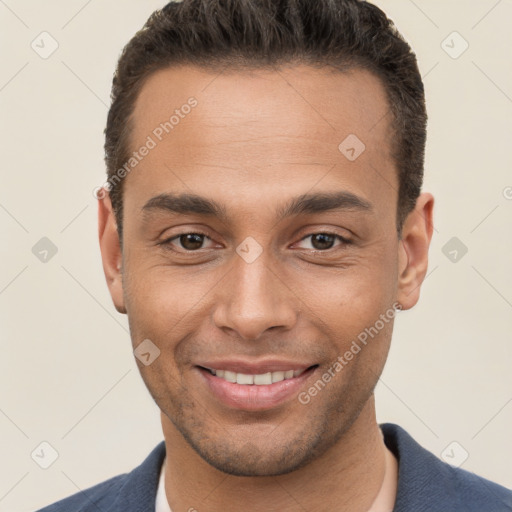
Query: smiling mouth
198,365,319,386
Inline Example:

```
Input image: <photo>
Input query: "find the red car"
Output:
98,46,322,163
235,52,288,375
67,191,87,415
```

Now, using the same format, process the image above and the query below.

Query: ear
98,189,126,314
396,192,434,310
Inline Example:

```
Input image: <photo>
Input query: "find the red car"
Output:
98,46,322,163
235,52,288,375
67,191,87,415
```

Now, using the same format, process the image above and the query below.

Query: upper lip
197,359,316,375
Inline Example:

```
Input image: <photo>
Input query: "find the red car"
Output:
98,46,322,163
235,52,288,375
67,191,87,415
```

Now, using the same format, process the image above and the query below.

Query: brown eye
162,232,215,251
178,233,205,250
295,232,351,251
310,233,336,250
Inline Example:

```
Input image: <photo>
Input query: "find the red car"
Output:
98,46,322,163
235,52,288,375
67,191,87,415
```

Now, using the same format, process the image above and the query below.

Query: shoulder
34,441,167,512
35,474,127,512
380,423,512,512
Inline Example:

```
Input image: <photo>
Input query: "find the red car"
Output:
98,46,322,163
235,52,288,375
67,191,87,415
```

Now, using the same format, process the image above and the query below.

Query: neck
161,395,395,512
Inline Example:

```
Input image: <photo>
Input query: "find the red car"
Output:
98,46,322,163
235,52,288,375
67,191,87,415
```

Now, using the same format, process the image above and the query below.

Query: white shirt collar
155,457,172,512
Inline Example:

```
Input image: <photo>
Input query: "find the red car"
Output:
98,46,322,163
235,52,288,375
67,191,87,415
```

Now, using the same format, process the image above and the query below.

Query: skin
98,64,434,512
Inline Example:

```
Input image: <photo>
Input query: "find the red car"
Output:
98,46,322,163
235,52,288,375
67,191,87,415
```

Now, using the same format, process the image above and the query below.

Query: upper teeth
207,368,306,385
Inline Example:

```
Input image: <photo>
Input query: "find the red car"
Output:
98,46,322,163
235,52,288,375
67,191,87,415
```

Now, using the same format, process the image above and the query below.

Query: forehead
126,64,396,216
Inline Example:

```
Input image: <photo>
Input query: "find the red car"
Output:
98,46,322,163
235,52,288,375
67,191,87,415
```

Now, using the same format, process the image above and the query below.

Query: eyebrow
142,193,228,222
276,191,373,219
141,191,373,223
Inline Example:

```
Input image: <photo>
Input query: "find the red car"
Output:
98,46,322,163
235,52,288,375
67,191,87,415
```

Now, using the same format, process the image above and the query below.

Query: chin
177,420,331,477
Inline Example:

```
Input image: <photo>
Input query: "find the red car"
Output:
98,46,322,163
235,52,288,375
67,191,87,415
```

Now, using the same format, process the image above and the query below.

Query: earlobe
396,192,434,310
98,190,127,314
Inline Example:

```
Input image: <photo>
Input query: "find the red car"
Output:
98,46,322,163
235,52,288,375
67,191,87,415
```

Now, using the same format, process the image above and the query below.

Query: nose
212,249,298,341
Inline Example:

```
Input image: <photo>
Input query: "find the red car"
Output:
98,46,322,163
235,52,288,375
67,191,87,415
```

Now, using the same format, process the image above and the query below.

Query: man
37,0,512,511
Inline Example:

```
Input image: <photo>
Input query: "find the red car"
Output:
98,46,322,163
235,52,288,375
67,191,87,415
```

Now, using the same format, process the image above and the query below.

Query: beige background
1,1,511,510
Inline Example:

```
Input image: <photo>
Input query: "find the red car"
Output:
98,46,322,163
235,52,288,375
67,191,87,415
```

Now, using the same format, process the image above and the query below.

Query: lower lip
197,366,317,411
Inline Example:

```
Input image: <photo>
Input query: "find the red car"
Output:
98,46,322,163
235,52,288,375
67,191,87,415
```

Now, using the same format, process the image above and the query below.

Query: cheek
296,251,397,322
298,257,398,368
123,264,215,335
325,313,394,406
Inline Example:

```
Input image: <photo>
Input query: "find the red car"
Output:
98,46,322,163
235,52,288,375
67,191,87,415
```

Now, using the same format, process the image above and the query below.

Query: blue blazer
36,423,512,511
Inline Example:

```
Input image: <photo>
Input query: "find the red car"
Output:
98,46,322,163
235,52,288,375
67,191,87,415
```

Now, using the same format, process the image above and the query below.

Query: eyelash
160,231,215,252
159,231,352,253
297,233,352,252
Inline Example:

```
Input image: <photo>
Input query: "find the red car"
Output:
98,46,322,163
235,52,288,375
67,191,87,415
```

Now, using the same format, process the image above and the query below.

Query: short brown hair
104,0,427,241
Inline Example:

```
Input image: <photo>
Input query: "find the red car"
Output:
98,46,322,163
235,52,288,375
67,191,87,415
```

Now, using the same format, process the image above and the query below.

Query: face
99,64,433,476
